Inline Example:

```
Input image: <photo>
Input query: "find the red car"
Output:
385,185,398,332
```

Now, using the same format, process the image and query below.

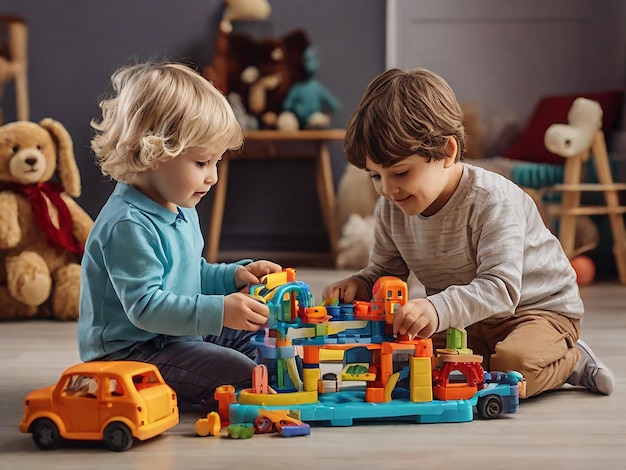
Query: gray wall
387,0,626,152
2,0,625,256
0,0,386,253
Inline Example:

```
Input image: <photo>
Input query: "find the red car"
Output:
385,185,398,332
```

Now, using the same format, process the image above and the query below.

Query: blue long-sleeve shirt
78,182,248,361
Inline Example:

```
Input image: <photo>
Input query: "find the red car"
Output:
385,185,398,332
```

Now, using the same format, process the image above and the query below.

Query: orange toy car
19,361,179,451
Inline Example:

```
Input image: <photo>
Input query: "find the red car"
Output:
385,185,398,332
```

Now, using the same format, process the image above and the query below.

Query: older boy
323,68,614,397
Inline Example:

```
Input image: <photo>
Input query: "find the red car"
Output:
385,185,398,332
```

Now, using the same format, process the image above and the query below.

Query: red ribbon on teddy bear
1,181,84,255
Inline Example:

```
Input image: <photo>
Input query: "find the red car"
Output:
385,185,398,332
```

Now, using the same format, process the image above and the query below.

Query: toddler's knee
490,343,532,376
490,348,539,396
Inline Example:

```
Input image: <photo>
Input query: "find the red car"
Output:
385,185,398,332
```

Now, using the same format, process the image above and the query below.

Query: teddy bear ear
38,118,81,198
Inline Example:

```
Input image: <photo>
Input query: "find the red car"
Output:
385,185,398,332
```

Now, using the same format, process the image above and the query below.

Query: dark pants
124,328,257,409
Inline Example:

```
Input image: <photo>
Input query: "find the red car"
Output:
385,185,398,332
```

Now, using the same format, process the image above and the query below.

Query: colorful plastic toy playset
216,269,525,433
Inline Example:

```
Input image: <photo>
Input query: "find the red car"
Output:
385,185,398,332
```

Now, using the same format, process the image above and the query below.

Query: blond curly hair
91,62,243,183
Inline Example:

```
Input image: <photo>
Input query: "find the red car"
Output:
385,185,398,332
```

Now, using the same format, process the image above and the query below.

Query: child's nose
381,177,397,195
205,165,218,185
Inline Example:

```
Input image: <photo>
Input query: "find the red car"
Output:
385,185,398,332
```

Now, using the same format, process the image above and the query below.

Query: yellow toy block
303,367,320,392
410,356,433,402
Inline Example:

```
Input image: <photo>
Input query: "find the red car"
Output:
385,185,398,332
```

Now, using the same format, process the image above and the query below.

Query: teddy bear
0,118,94,320
220,29,312,129
202,1,315,130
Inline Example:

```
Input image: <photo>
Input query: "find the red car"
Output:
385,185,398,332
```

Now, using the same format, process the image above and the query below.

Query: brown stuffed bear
0,118,94,320
205,26,310,129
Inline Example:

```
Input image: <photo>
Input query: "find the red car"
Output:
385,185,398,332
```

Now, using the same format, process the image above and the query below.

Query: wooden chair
0,16,29,123
543,130,626,284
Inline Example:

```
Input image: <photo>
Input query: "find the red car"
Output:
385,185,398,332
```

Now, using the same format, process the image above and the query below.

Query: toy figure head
303,46,318,76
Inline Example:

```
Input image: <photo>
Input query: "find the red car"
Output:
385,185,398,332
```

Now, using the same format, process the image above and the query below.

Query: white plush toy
335,213,376,269
544,97,603,158
335,165,379,269
335,165,379,231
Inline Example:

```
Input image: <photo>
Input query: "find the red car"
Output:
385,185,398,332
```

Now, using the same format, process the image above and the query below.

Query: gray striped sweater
357,163,584,333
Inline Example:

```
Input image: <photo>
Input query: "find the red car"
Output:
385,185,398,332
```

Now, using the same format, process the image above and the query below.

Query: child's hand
322,276,371,304
393,298,439,339
223,292,270,331
235,260,283,289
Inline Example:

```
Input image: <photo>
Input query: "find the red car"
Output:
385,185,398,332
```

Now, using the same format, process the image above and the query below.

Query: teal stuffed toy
282,47,340,129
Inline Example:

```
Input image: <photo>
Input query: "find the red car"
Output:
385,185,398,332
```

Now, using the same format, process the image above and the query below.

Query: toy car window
132,371,160,390
63,374,98,398
108,378,125,396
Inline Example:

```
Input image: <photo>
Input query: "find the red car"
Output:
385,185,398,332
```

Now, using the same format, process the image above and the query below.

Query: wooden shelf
205,129,346,264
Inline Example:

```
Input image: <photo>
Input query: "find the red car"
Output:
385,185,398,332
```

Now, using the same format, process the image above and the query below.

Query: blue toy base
229,382,519,427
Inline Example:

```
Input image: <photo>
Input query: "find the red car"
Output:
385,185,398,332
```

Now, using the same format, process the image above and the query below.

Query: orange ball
570,255,596,285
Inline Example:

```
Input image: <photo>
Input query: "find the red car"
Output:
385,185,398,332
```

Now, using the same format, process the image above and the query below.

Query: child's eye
395,170,408,177
196,161,208,168
369,173,381,181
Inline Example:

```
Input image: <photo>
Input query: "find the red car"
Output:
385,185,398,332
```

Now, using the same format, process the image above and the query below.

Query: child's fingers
244,296,269,318
236,267,260,286
245,316,268,330
392,309,406,335
322,285,341,302
395,311,433,338
336,285,357,303
393,306,418,336
249,260,282,277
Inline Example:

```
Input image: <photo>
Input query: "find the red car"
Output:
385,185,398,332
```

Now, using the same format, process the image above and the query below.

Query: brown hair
344,68,466,168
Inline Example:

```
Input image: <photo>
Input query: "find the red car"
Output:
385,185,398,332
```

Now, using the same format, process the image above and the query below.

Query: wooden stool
205,129,345,263
545,130,626,284
0,16,29,123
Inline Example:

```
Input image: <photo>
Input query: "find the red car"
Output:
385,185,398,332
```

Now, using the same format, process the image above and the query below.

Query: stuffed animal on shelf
282,46,340,129
0,119,94,320
203,0,272,93
220,29,311,129
219,0,271,34
206,29,312,129
203,0,311,130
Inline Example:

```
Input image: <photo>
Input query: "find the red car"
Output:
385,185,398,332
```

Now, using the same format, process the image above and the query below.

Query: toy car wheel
477,395,503,419
31,418,61,450
103,422,133,451
254,415,273,434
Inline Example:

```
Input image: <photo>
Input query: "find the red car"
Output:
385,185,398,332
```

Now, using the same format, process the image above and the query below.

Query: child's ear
443,136,458,168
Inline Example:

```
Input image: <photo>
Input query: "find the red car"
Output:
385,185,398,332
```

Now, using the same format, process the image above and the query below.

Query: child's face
134,146,224,212
365,150,462,217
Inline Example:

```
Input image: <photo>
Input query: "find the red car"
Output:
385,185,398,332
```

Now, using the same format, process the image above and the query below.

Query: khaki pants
432,310,580,397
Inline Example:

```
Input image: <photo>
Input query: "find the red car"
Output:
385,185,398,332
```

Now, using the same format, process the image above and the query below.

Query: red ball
570,255,596,285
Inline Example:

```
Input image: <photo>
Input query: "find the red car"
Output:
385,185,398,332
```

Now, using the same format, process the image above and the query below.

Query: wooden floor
1,268,625,469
